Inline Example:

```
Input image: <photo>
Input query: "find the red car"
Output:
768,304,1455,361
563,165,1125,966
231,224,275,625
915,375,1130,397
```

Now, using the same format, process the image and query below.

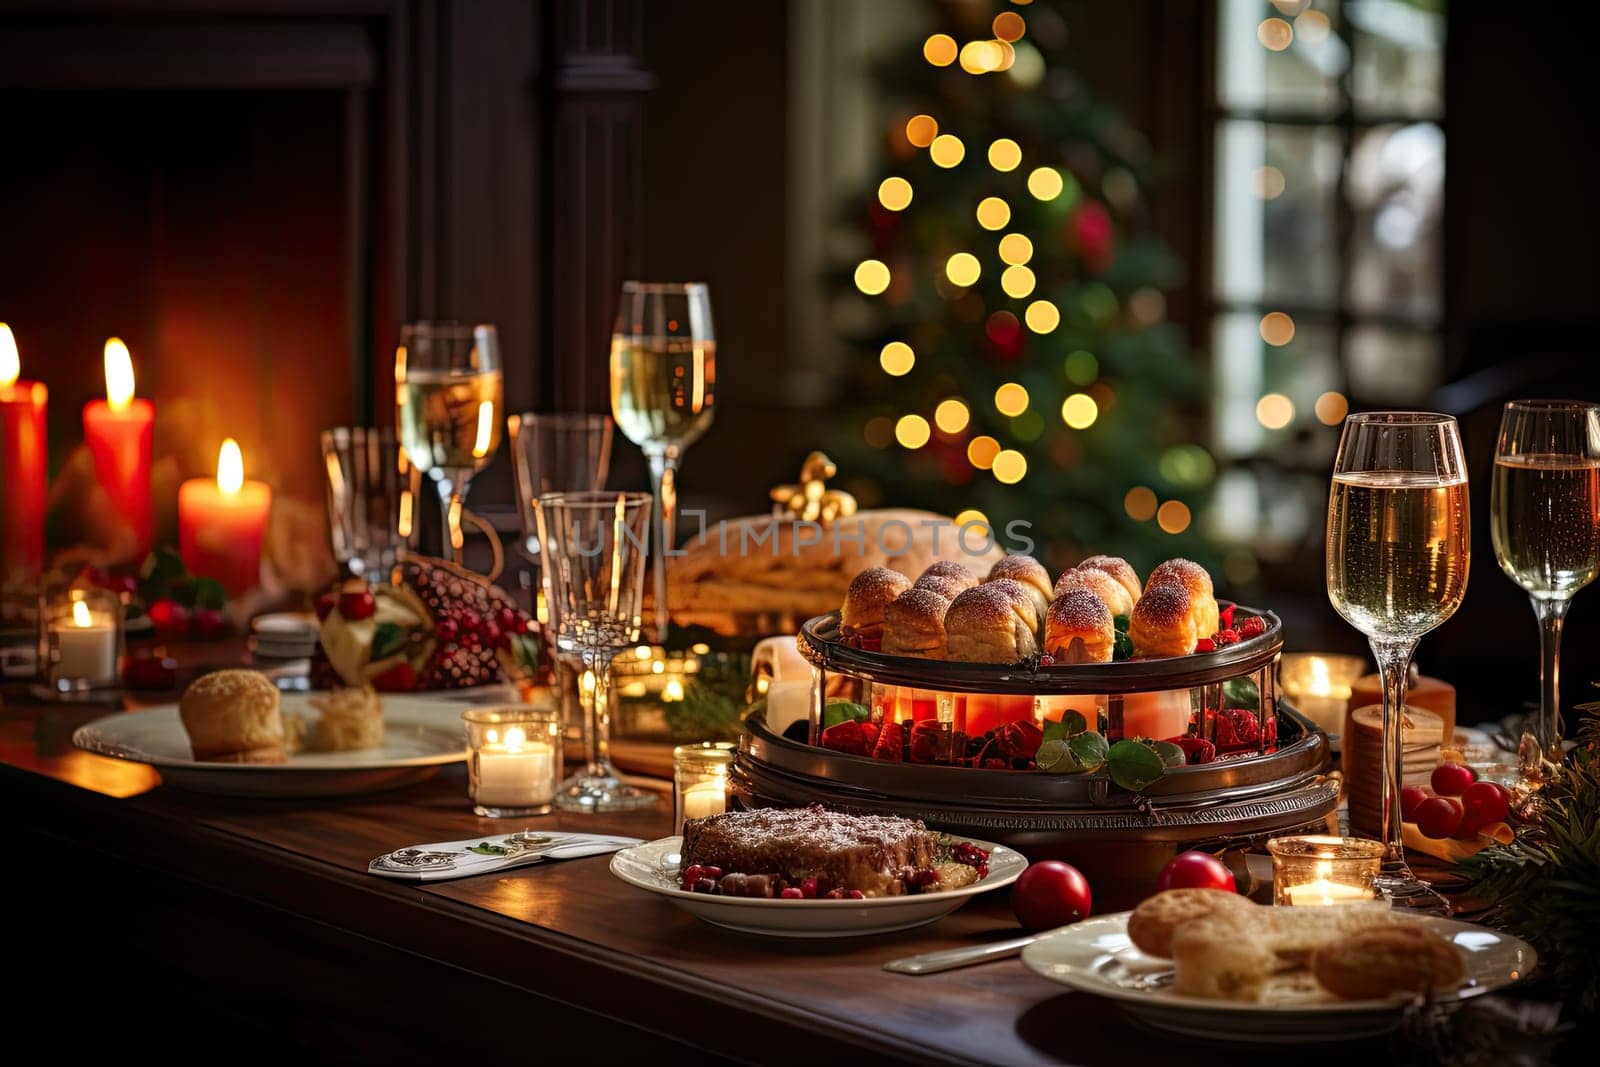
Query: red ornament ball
1155,851,1237,894
1011,860,1093,931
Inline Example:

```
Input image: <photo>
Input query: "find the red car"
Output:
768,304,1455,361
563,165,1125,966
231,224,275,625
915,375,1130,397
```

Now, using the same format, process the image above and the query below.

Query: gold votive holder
39,585,122,695
1266,835,1385,906
673,741,735,836
1278,653,1365,736
463,707,563,817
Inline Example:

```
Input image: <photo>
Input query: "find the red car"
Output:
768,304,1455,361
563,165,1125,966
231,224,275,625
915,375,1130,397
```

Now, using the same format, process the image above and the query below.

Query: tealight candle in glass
40,586,122,693
1278,653,1366,736
673,741,735,836
463,707,562,817
1267,835,1386,906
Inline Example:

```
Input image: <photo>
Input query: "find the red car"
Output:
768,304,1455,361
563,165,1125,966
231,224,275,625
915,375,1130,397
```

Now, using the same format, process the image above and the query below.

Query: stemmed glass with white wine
1490,400,1600,772
396,322,503,565
609,283,716,641
1326,412,1470,911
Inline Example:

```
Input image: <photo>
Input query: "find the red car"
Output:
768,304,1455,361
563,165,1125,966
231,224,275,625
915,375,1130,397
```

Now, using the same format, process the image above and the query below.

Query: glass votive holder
463,707,562,817
1278,653,1366,736
39,586,122,693
673,741,735,837
1266,835,1386,906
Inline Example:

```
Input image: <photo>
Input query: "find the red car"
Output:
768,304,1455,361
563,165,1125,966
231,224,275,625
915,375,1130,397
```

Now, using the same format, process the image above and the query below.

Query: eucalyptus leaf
1111,615,1133,660
371,621,408,662
1068,730,1110,772
1150,739,1187,769
1035,738,1080,773
1108,738,1165,791
1040,709,1088,746
1223,677,1260,711
823,700,870,728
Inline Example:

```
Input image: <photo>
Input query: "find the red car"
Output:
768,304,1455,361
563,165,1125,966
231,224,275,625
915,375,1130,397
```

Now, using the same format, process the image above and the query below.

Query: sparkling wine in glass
1490,399,1600,767
396,322,503,565
1326,412,1469,912
533,490,656,812
609,283,715,641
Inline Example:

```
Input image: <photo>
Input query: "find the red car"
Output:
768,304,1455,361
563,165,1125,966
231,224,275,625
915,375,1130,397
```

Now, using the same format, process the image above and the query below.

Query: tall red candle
179,439,272,596
82,337,153,561
0,323,48,582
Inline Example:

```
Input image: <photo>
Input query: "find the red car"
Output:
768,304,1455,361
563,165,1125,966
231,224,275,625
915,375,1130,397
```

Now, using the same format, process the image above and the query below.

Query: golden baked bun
1129,582,1198,657
1079,555,1142,605
882,587,952,658
913,572,970,602
307,686,386,751
944,582,1039,663
1148,558,1219,637
840,567,911,642
987,555,1052,618
1310,923,1465,999
179,669,287,764
1044,589,1114,664
1053,566,1135,619
919,560,979,594
1127,889,1257,958
666,509,1006,634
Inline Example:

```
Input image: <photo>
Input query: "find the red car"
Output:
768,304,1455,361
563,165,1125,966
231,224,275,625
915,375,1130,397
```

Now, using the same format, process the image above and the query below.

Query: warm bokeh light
906,114,939,148
1064,350,1099,385
945,252,982,287
1061,392,1098,429
879,341,915,376
895,414,931,449
0,323,17,387
1256,392,1295,429
988,138,1022,172
1259,311,1296,346
217,438,244,494
1296,9,1331,42
473,401,495,457
1027,166,1064,200
994,382,1030,417
976,196,1011,230
991,449,1027,484
1314,391,1349,425
1000,264,1036,298
878,176,914,211
864,415,894,448
992,11,1026,41
959,39,1004,74
954,508,990,530
1128,287,1165,326
930,133,966,167
1253,165,1286,199
1024,300,1059,334
923,33,958,67
1159,444,1217,488
998,232,1033,264
103,337,135,410
934,398,971,434
967,435,1001,470
1258,17,1293,50
1008,39,1045,87
1124,486,1158,522
1157,499,1192,534
855,259,891,295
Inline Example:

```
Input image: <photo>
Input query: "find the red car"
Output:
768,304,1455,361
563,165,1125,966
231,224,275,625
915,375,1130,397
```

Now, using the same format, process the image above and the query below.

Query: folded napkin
369,831,643,882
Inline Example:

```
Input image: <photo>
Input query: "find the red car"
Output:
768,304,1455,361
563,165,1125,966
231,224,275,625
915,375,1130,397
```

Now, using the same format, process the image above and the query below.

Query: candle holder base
28,682,123,704
473,802,553,818
1375,867,1450,915
555,763,659,813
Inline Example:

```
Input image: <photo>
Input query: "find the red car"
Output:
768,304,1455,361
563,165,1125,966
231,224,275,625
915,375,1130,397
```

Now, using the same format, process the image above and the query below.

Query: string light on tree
1157,500,1192,534
1025,300,1059,333
953,508,990,530
1124,486,1158,521
905,114,939,148
1259,311,1295,346
994,382,1030,417
895,414,931,449
1256,392,1295,429
959,39,1004,74
991,449,1027,484
976,197,1011,230
1061,392,1098,429
879,341,915,376
1000,264,1035,298
1064,350,1099,385
878,177,914,211
929,133,965,167
855,259,891,295
992,11,1026,41
1258,17,1293,51
923,34,958,66
967,435,1001,470
998,233,1033,264
988,138,1022,172
1027,166,1064,200
934,398,971,434
945,252,981,286
1314,391,1349,425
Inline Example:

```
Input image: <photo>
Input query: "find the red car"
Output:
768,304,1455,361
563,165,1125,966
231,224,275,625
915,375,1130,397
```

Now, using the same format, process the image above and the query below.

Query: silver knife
883,935,1038,975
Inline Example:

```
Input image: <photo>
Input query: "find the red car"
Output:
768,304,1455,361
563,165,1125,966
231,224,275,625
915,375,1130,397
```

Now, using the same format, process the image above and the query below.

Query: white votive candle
52,600,118,684
474,732,556,808
1284,878,1373,906
682,779,726,821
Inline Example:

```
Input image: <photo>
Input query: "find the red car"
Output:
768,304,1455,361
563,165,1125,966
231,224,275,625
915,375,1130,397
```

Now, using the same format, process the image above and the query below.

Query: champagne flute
609,283,716,641
1490,400,1600,767
1326,412,1469,911
395,322,503,565
533,490,655,812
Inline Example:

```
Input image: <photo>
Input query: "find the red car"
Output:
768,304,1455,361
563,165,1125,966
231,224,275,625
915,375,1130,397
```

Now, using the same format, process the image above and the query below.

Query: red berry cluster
1195,614,1267,654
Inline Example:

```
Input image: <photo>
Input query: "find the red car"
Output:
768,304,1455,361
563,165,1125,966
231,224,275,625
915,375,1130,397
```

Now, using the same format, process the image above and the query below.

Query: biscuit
1310,922,1466,999
1127,888,1256,958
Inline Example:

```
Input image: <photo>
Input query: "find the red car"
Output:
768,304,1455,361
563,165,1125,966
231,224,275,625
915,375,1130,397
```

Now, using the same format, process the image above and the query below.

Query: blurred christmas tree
834,0,1216,577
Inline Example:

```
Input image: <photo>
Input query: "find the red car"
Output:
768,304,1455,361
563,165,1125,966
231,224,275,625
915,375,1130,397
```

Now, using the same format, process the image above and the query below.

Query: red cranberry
315,593,337,621
148,599,190,637
497,606,519,632
338,589,376,621
799,877,819,899
108,574,140,597
481,621,501,646
434,618,459,643
845,889,865,899
124,655,177,690
780,887,804,899
192,607,227,639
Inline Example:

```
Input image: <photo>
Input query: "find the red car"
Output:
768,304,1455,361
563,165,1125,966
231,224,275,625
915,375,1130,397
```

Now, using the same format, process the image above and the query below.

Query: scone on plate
306,686,386,752
179,669,287,764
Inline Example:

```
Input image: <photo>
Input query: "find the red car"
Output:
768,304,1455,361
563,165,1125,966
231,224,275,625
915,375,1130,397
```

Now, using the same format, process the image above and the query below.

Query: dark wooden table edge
7,764,1002,1066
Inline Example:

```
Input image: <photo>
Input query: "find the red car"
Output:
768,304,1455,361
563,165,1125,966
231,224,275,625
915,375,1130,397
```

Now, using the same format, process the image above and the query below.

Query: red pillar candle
0,324,48,582
178,438,272,596
82,338,154,560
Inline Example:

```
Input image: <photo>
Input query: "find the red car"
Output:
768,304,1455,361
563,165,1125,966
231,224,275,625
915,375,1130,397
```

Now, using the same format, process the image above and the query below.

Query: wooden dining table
0,644,1482,1064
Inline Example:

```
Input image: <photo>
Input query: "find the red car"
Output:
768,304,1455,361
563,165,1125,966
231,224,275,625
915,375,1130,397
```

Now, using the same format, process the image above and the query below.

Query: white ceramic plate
73,694,471,798
1022,911,1537,1043
610,834,1026,939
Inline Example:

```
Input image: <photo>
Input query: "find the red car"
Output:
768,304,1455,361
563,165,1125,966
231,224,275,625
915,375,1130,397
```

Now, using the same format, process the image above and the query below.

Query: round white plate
73,694,471,798
1022,911,1537,1043
610,834,1026,939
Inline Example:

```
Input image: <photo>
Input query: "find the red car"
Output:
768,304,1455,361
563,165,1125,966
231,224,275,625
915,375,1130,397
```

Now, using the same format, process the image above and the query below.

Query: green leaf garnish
1108,738,1165,791
823,700,871,728
1035,738,1076,773
467,843,509,855
1068,730,1109,772
1040,710,1088,746
1111,615,1133,660
371,621,408,661
1149,739,1187,768
1223,676,1259,710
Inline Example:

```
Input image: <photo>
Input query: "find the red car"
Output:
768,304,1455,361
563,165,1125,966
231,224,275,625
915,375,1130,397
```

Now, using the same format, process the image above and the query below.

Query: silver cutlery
883,935,1038,975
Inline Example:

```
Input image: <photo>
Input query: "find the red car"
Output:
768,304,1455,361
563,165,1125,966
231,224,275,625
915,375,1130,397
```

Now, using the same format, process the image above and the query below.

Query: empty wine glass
395,322,503,565
1326,412,1469,912
321,426,419,577
533,490,655,812
1490,399,1600,768
609,283,715,641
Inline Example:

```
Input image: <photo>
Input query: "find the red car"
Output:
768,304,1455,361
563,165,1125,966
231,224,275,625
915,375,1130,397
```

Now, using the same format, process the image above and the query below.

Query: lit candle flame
72,600,92,628
104,337,135,411
217,438,244,494
503,725,527,750
0,323,18,388
663,678,685,702
471,400,495,458
1308,656,1332,697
